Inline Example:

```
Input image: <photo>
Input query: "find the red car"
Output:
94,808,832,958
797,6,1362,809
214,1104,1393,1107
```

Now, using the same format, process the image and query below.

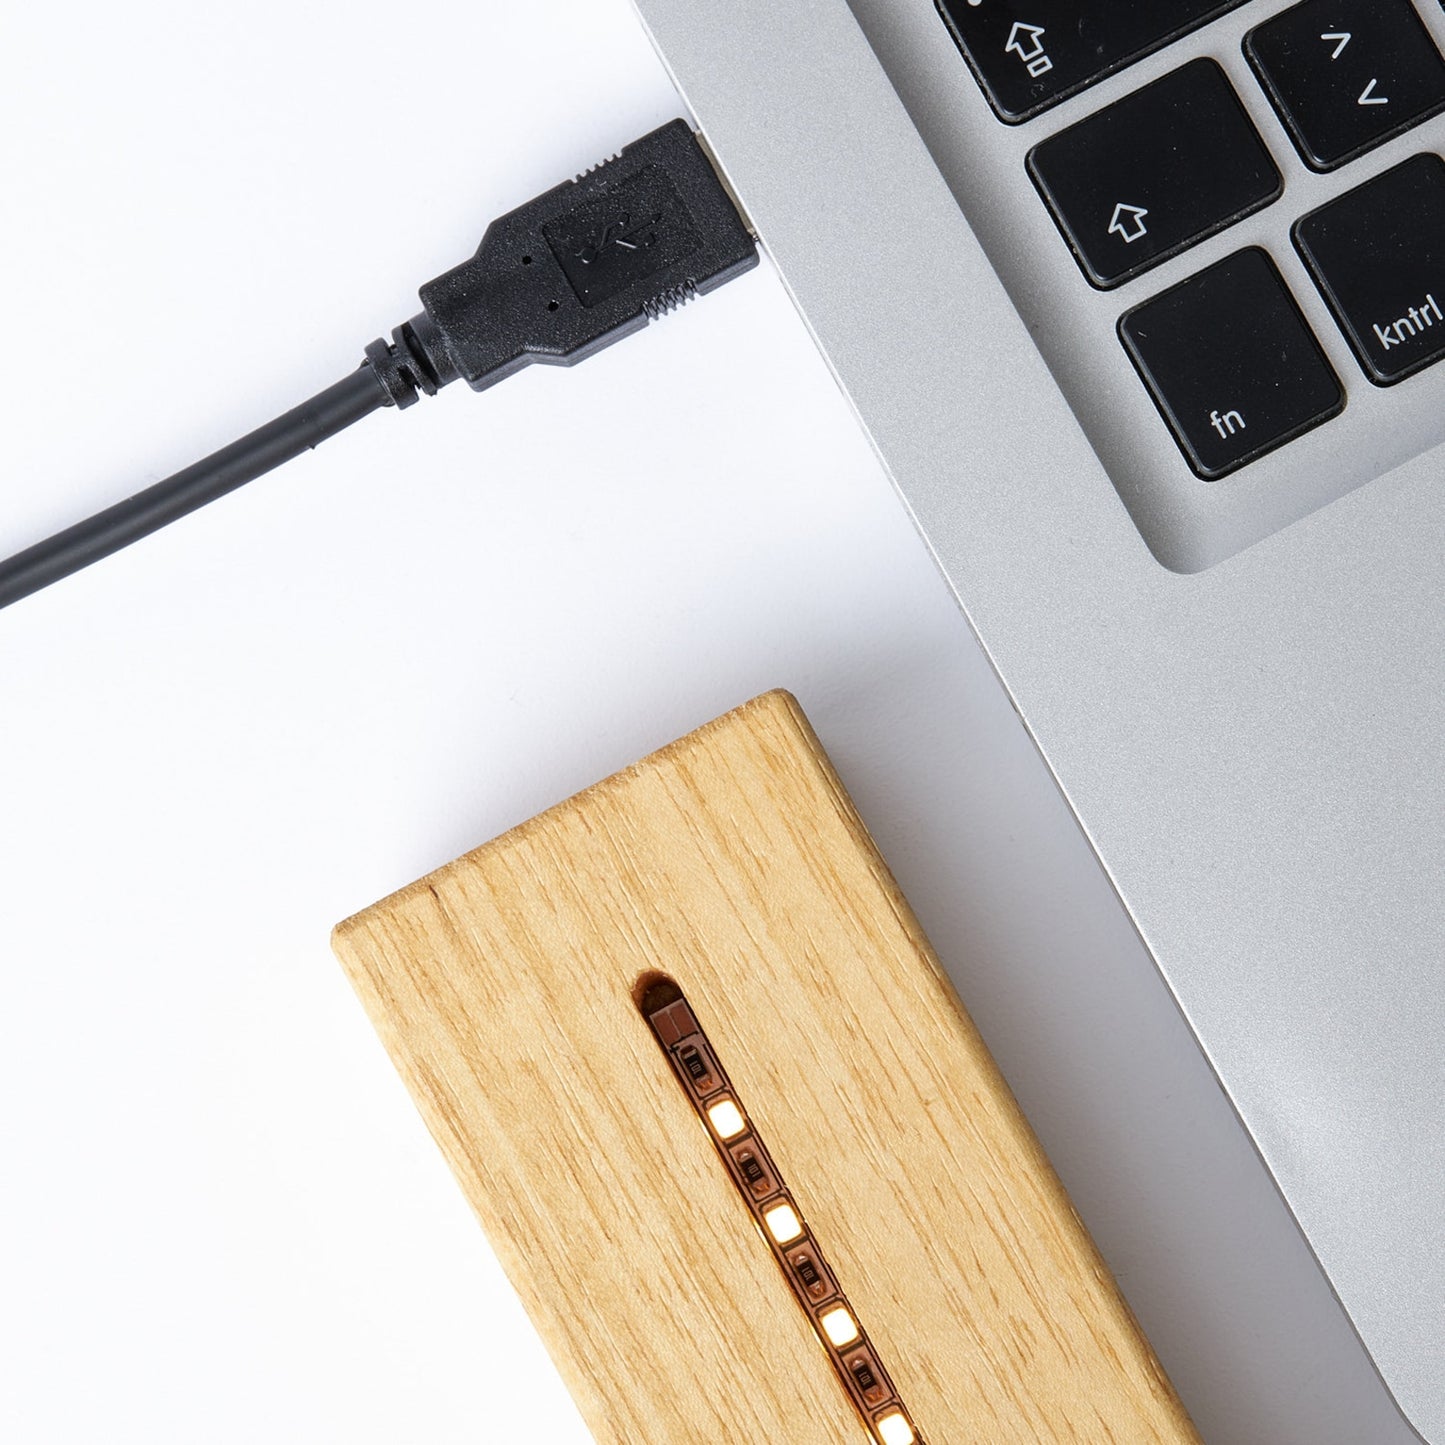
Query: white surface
0,3,1415,1442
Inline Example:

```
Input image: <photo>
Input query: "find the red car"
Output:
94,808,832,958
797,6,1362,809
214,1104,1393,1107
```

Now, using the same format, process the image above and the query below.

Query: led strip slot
640,977,923,1445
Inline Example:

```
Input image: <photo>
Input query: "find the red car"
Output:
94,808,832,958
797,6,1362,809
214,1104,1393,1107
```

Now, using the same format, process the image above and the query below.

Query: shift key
1028,59,1281,289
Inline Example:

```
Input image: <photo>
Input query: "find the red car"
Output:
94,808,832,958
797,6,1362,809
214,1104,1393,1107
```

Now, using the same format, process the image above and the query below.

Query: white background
0,2,1424,1442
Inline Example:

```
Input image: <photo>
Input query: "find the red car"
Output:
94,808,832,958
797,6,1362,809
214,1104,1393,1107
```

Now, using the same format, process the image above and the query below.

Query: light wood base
333,691,1200,1444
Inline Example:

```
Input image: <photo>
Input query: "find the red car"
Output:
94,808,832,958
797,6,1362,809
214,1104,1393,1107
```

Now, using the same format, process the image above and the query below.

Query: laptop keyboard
936,0,1445,483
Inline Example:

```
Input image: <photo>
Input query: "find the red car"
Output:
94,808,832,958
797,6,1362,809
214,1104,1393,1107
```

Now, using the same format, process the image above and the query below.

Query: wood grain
333,690,1200,1444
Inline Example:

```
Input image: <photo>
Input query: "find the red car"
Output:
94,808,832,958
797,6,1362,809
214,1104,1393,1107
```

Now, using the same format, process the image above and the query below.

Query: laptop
631,1,1445,1439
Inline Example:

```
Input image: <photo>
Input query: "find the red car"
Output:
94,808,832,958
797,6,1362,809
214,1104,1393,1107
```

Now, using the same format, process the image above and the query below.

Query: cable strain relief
364,313,459,409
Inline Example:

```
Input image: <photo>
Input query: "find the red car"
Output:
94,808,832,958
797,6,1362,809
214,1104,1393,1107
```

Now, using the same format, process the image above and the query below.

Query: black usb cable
0,121,757,612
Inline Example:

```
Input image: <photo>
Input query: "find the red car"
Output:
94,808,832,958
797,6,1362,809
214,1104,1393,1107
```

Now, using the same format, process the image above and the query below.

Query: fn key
1120,249,1343,480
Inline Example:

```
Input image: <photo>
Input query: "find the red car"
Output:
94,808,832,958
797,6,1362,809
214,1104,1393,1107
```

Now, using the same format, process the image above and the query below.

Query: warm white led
706,1099,746,1140
875,1411,916,1445
819,1305,860,1347
646,987,924,1444
763,1201,804,1244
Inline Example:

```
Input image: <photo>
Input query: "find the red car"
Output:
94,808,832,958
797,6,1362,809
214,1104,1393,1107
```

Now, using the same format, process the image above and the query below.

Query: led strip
640,977,923,1445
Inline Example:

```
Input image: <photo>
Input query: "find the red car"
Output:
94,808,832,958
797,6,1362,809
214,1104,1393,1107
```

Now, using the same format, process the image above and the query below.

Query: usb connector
0,120,758,611
368,119,758,404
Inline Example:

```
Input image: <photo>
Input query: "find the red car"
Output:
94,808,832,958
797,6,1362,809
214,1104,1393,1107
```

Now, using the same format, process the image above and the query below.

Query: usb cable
0,120,757,612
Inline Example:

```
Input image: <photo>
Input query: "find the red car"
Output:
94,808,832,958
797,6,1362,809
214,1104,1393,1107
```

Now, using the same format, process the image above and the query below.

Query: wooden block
333,691,1200,1445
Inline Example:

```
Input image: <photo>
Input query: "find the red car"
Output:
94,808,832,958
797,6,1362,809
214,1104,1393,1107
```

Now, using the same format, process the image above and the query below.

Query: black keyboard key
1245,0,1445,171
1028,61,1282,289
1294,153,1445,384
1120,249,1344,479
936,0,1249,123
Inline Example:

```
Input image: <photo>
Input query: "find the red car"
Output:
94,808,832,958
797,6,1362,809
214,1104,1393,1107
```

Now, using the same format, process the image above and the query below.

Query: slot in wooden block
333,690,1200,1444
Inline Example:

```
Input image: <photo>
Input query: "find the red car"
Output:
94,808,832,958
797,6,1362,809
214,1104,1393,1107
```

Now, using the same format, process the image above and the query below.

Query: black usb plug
0,119,758,611
368,120,758,405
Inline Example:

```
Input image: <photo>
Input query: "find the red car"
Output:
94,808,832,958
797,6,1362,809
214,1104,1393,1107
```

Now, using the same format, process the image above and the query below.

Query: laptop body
631,1,1445,1440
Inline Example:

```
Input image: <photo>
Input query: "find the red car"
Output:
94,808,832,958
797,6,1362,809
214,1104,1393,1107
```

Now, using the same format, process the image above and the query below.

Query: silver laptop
633,0,1445,1439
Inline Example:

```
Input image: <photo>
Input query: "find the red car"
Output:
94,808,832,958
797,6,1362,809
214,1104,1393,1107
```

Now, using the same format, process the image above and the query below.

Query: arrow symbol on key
1359,78,1389,105
1005,22,1047,61
1108,202,1150,244
1321,30,1351,59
